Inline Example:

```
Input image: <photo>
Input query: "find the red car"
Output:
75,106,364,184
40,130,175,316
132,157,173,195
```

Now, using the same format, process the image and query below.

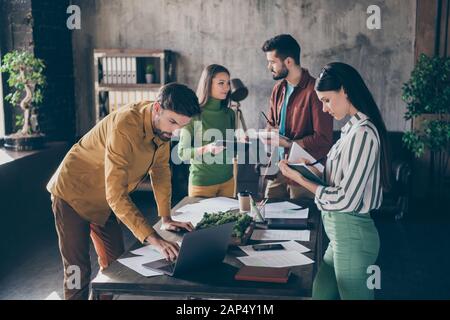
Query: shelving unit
93,49,175,122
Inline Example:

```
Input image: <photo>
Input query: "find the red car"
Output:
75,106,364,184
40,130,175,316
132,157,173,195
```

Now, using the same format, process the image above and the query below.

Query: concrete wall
72,0,416,135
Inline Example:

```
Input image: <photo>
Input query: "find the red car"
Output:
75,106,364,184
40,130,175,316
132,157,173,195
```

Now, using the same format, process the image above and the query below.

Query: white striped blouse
314,111,383,214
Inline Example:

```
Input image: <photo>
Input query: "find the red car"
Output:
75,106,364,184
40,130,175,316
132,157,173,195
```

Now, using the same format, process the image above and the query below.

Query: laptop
142,222,235,277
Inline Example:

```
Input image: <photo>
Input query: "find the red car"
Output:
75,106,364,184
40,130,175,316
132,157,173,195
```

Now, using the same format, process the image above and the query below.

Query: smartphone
252,243,284,251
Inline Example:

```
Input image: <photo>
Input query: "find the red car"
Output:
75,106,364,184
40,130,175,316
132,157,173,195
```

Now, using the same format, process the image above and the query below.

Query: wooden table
91,197,324,300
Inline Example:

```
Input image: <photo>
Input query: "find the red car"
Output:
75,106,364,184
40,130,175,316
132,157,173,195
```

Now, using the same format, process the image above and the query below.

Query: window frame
0,46,4,137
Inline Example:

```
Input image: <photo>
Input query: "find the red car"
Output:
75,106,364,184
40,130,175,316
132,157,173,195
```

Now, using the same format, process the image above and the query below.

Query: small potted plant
0,50,46,150
145,64,155,84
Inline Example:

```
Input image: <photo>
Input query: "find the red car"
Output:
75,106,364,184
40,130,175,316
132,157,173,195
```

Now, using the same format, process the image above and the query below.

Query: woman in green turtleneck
178,64,236,198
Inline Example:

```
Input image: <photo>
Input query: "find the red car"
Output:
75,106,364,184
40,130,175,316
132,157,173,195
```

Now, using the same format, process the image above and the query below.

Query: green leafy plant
196,210,253,239
402,54,450,158
145,64,154,74
0,50,46,135
402,53,450,199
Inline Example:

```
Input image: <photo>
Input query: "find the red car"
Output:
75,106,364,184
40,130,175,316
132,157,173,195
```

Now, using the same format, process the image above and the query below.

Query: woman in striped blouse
279,62,391,300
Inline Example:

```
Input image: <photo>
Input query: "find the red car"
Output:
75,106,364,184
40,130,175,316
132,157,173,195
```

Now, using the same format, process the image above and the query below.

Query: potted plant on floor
402,53,450,203
0,50,46,150
145,64,155,84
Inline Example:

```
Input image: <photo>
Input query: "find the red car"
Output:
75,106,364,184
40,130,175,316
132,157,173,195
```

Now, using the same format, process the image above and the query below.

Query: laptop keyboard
160,263,175,273
154,259,176,272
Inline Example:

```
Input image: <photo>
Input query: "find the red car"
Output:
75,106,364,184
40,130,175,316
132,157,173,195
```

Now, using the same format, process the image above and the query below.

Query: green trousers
312,211,380,300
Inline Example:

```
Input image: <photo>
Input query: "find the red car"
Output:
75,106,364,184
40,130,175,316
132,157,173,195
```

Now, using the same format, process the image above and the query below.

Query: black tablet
266,218,309,230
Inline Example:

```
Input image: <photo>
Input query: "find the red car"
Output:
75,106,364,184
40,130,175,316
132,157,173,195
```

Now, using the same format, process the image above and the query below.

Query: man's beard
272,65,289,80
153,127,172,141
153,116,172,141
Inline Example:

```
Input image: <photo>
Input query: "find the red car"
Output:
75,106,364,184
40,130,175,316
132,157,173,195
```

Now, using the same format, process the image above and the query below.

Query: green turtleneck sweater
178,98,236,186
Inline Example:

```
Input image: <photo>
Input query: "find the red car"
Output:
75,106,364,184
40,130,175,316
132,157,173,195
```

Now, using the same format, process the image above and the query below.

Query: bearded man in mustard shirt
47,83,201,299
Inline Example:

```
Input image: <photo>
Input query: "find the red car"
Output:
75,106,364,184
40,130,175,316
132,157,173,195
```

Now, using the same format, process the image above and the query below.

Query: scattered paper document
237,251,314,267
117,256,164,277
131,242,182,257
131,245,163,257
251,229,310,242
264,201,302,211
288,142,324,173
172,211,205,227
264,208,309,219
263,201,308,219
173,197,239,227
198,197,239,207
175,199,238,214
239,240,310,256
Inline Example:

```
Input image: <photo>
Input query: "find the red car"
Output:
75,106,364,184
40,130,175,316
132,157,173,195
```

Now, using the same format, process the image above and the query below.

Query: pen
261,111,275,127
260,112,291,142
258,198,268,211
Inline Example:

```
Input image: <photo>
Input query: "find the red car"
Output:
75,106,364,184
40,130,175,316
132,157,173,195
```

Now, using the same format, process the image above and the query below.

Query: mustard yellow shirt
47,101,171,243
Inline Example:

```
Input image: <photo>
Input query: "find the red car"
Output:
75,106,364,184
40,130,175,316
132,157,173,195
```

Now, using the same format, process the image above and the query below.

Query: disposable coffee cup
238,191,251,213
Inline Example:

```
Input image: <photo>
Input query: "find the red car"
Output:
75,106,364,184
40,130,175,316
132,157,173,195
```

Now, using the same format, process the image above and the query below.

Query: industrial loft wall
71,0,416,135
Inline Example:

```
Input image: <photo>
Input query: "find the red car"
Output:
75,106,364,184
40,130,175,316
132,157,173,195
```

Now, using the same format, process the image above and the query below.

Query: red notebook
234,266,291,283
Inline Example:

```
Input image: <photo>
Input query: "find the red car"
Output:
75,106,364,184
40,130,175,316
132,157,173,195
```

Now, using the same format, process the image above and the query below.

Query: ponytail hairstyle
315,62,391,191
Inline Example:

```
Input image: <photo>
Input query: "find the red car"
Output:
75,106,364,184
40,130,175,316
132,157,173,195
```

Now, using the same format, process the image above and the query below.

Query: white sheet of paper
239,240,310,256
117,256,164,277
199,197,239,207
175,201,238,214
264,208,309,219
172,210,205,227
130,245,163,258
173,198,239,227
250,229,310,242
280,240,311,252
264,201,302,211
237,251,314,267
288,142,324,173
131,242,182,257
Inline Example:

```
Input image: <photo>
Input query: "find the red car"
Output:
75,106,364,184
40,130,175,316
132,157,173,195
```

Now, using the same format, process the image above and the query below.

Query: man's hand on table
144,232,180,261
160,216,194,232
143,217,193,261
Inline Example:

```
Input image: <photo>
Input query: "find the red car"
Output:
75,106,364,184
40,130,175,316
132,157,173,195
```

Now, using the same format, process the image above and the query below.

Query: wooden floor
0,194,449,300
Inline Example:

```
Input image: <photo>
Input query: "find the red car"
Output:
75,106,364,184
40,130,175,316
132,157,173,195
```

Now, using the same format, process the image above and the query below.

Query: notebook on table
234,266,291,283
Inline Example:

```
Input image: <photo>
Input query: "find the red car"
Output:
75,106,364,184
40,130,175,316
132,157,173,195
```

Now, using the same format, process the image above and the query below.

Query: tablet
266,218,309,229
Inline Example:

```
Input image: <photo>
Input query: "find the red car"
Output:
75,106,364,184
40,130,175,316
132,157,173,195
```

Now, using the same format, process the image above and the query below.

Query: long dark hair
196,64,231,109
315,62,391,191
